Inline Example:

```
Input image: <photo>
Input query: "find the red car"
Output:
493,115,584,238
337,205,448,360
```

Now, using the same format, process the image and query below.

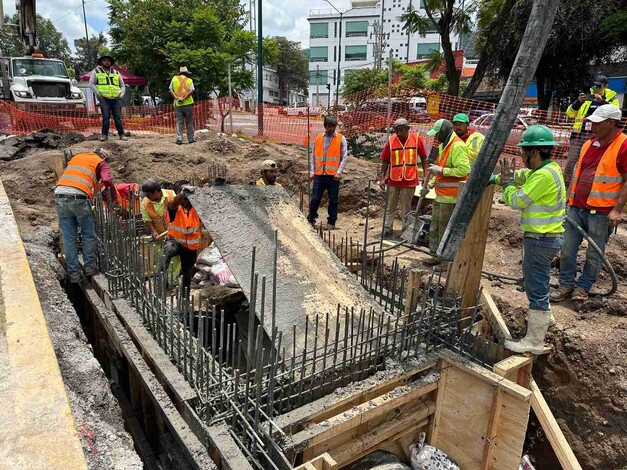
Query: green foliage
341,67,388,100
0,14,71,62
602,11,627,45
346,133,383,160
398,63,428,89
266,36,309,101
73,33,109,75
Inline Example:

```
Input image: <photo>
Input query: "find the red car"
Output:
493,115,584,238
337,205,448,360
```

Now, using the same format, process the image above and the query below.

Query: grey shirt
309,132,348,175
89,67,126,98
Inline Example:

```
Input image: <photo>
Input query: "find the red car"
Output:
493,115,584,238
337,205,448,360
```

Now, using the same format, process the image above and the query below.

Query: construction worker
452,113,485,165
423,119,470,266
256,160,282,186
169,66,195,145
140,179,176,240
563,75,621,185
491,125,566,354
114,182,141,214
159,186,203,292
90,55,127,142
379,118,428,238
55,148,114,284
308,115,348,230
552,104,627,302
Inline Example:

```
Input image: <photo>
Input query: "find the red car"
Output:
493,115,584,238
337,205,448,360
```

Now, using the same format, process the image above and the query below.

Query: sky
3,0,353,53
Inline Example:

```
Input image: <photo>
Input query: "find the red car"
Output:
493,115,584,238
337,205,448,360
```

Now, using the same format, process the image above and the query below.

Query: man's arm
608,176,627,228
502,171,548,210
96,161,114,190
167,194,185,211
336,136,349,175
117,74,126,98
417,136,428,175
168,78,177,100
442,142,470,178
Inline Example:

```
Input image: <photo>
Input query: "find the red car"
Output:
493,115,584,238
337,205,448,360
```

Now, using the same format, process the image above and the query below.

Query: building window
310,46,328,62
345,21,369,37
417,42,440,59
334,22,337,38
345,45,367,61
310,70,328,85
310,23,328,39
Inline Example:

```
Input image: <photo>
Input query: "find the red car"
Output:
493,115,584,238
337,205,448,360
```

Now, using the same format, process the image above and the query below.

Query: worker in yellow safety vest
169,66,195,145
89,55,127,142
452,113,485,165
308,115,348,230
256,160,283,186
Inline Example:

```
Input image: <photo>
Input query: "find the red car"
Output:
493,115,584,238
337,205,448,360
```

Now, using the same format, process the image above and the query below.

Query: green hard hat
516,124,558,147
452,113,469,123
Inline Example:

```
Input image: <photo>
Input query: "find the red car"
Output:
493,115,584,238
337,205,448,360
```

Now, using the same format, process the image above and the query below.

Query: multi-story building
308,0,463,105
241,66,308,110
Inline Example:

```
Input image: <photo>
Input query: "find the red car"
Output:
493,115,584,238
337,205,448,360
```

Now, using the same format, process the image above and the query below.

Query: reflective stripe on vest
172,75,194,106
57,153,103,199
313,133,342,176
95,67,121,99
389,133,423,182
142,189,175,233
167,205,203,250
256,178,282,186
568,133,627,208
434,135,467,199
519,163,566,233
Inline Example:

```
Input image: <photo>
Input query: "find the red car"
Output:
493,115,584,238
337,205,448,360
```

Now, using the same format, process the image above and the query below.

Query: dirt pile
0,128,91,161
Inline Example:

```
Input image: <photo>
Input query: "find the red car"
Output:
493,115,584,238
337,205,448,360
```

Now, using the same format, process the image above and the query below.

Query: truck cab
0,56,84,109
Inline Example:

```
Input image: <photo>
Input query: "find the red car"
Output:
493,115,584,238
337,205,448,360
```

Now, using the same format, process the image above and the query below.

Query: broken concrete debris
0,128,93,161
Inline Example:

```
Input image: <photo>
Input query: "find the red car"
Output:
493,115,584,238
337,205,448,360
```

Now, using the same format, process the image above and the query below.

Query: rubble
0,128,92,161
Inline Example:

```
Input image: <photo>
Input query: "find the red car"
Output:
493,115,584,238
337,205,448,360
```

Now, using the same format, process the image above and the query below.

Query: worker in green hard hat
490,125,566,355
452,113,485,165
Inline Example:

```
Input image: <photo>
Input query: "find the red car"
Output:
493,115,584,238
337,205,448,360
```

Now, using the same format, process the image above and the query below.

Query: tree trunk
441,31,460,96
463,53,490,98
437,0,561,261
536,72,552,111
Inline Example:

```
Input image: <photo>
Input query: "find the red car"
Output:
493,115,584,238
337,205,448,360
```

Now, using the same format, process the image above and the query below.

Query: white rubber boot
505,310,552,355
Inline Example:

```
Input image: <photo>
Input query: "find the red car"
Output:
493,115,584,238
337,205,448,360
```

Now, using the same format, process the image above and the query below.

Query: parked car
284,101,322,117
340,99,411,135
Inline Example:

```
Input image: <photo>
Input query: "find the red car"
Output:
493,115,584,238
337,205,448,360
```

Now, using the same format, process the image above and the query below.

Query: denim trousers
523,235,562,311
55,196,98,281
99,97,125,136
175,104,195,142
158,240,197,293
308,175,340,225
559,206,611,292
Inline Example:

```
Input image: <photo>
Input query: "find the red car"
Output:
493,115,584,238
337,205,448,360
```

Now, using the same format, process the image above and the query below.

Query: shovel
400,173,430,244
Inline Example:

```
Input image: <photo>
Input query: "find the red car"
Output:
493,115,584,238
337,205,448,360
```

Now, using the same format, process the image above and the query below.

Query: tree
341,67,388,101
400,0,473,96
0,14,71,62
265,37,309,105
73,32,110,75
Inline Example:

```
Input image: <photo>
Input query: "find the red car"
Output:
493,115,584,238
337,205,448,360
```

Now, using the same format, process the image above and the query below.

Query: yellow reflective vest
95,67,122,99
465,131,485,165
566,88,620,132
172,75,194,106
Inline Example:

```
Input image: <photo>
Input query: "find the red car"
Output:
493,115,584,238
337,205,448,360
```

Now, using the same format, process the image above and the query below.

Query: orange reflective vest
256,178,282,186
389,133,423,182
142,189,175,233
115,183,140,212
568,132,627,208
167,205,203,250
57,152,103,200
435,134,467,198
313,133,342,176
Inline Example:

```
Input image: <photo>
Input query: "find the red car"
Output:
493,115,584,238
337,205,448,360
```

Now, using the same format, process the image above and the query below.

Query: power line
51,0,96,24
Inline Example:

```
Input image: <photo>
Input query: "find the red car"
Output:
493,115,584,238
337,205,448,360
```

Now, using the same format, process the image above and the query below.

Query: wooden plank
373,420,429,464
482,389,503,469
404,268,427,315
480,290,513,340
493,355,533,385
529,379,582,470
445,185,495,314
427,363,448,446
53,153,65,181
294,453,337,470
491,389,530,469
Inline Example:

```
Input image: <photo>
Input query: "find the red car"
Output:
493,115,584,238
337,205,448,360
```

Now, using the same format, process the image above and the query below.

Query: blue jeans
308,175,340,225
99,97,125,136
559,206,611,292
523,235,562,311
55,196,98,281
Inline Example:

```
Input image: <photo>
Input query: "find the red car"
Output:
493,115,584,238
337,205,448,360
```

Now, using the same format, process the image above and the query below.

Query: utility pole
228,62,233,135
257,0,263,136
316,65,320,106
81,0,91,69
386,48,393,136
336,11,342,105
437,0,561,261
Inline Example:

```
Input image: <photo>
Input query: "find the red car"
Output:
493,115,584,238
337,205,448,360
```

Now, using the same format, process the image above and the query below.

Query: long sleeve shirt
439,134,470,178
89,67,126,98
309,132,349,175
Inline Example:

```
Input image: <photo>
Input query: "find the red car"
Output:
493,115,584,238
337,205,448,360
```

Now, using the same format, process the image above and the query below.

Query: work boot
99,135,108,142
550,286,573,302
323,223,336,231
176,140,182,145
571,287,589,301
504,309,552,355
382,229,393,239
548,312,556,328
119,134,128,141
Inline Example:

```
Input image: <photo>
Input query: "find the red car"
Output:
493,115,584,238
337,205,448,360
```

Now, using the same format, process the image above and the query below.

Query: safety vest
389,133,423,182
167,205,203,250
313,133,343,176
501,161,566,234
172,75,194,106
434,134,468,201
115,183,140,212
465,131,485,165
568,132,627,208
95,67,122,99
57,153,103,200
256,178,282,187
566,88,620,132
142,189,175,233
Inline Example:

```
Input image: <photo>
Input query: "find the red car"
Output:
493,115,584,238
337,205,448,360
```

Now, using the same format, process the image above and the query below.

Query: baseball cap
592,75,608,87
452,113,469,123
427,119,445,136
586,104,622,123
393,118,409,128
262,160,278,170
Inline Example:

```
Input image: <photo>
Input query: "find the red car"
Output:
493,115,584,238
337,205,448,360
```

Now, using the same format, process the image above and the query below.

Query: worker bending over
256,160,282,186
452,113,485,165
424,119,470,267
114,182,140,214
141,179,176,240
159,186,203,293
553,105,627,302
308,115,348,230
379,118,428,238
55,148,114,284
492,125,566,354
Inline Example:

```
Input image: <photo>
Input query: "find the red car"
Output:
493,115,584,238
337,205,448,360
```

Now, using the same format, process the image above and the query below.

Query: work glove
181,185,196,196
419,186,429,198
488,174,498,186
498,157,516,185
428,164,443,176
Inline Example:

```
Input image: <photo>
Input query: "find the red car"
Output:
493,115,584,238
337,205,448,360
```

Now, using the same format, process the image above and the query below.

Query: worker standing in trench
256,160,282,186
490,125,566,355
